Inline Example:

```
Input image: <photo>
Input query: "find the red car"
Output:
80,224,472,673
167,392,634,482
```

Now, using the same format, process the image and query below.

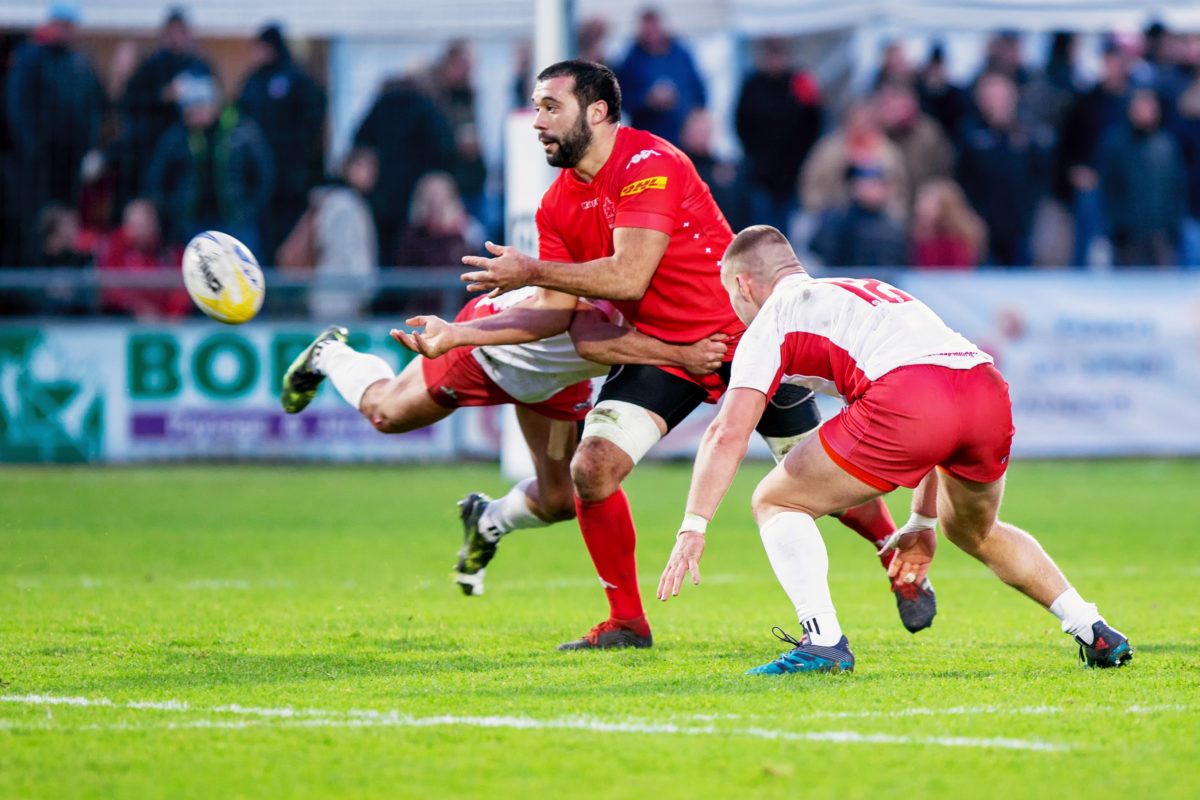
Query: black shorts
596,363,821,436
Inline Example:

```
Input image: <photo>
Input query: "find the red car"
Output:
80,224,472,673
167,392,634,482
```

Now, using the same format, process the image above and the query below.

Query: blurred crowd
3,4,1200,319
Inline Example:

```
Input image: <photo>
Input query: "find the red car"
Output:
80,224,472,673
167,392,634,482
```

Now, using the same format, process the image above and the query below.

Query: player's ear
589,100,608,125
734,273,750,301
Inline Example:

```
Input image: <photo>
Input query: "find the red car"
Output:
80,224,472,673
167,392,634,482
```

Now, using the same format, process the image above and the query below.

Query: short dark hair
536,59,621,123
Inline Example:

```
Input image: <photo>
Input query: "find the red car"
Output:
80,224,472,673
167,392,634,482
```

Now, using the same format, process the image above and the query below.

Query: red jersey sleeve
536,202,572,262
612,150,686,235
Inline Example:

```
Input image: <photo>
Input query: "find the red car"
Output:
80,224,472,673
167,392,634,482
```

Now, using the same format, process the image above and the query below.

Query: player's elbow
704,419,752,456
570,334,614,364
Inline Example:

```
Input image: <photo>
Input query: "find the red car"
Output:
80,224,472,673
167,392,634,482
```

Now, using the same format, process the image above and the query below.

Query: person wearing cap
144,73,274,252
237,23,326,261
4,0,103,263
118,6,212,214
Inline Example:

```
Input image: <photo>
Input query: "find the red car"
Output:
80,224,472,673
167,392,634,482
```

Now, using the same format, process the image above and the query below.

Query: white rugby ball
182,231,265,324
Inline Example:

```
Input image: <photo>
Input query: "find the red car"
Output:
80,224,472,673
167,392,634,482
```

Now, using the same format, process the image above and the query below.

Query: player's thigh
936,469,1005,547
751,432,885,523
515,405,577,503
368,358,453,433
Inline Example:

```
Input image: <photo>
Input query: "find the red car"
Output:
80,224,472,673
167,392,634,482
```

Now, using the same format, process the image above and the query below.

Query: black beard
544,115,593,168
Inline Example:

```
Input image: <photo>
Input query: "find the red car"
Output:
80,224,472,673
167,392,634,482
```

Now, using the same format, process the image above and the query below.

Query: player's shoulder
615,127,688,173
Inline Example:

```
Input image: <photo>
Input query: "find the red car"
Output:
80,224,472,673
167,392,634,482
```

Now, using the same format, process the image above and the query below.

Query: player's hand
461,241,534,298
391,315,458,358
880,526,937,590
657,531,705,601
680,333,728,375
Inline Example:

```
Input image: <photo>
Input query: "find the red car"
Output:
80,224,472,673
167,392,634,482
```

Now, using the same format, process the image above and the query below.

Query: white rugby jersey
729,273,992,402
473,287,620,403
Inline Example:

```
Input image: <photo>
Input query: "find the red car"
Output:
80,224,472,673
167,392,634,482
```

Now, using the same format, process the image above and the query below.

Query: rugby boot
281,325,348,413
453,492,496,596
745,627,855,675
556,617,653,650
1077,621,1132,668
893,576,937,633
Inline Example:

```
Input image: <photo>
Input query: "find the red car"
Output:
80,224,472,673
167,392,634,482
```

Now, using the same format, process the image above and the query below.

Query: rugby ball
182,231,265,324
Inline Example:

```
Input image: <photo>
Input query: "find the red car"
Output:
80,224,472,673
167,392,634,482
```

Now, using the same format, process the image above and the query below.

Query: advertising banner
0,323,470,463
904,273,1200,457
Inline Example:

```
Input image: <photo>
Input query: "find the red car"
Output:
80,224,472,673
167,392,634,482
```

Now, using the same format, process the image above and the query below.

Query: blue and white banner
905,273,1200,458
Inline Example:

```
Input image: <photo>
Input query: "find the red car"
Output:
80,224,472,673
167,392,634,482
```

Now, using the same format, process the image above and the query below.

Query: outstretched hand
461,241,534,297
657,531,706,601
390,315,458,359
879,526,937,590
680,333,728,375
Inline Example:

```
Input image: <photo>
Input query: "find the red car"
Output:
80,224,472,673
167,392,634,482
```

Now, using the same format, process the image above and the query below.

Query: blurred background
2,0,1199,464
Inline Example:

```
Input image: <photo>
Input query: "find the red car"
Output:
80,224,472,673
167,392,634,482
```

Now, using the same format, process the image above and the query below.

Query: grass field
2,459,1198,799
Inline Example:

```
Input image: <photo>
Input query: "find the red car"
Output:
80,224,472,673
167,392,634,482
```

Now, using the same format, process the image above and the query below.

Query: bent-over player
657,225,1132,674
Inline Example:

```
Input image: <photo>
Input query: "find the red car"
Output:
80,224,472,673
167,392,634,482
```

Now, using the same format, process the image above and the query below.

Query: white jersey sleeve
472,292,620,404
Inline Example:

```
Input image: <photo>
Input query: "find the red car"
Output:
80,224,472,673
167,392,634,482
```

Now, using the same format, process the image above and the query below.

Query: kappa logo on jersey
625,148,662,168
620,175,668,197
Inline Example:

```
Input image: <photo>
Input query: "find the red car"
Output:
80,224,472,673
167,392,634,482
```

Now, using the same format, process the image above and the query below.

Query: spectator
5,3,105,263
680,108,749,231
277,147,380,320
874,81,954,210
801,100,909,223
118,7,211,216
910,178,986,269
1099,88,1186,268
735,36,822,233
353,72,455,265
430,41,488,229
1057,40,1130,266
917,43,971,138
237,23,327,263
1137,22,1189,109
96,198,190,319
810,164,908,268
0,31,26,267
955,72,1053,266
35,202,93,315
397,171,481,267
873,40,915,89
374,171,477,315
145,73,274,253
1023,31,1079,132
976,30,1029,89
577,17,610,65
615,8,706,144
1173,66,1200,267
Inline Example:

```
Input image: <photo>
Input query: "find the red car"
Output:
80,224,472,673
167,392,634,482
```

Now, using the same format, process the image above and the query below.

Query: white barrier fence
2,272,1199,462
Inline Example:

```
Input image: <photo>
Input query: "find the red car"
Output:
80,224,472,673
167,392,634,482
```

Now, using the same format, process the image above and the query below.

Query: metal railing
0,266,473,321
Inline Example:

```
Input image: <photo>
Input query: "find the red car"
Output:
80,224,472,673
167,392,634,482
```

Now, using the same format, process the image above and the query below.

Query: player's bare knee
570,442,624,502
751,482,816,525
942,521,990,554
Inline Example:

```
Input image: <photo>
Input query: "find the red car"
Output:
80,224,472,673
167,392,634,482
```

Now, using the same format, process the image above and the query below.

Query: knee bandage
761,431,813,464
581,400,663,464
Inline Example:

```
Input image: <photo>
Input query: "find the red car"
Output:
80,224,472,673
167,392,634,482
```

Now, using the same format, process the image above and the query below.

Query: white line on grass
0,694,1091,752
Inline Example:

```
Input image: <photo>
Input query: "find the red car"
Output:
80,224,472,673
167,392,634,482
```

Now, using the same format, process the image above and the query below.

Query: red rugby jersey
536,126,742,349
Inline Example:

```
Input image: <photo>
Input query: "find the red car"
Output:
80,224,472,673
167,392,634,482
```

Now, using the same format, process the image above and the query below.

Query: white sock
759,511,843,646
477,477,548,541
313,340,394,411
1049,587,1102,643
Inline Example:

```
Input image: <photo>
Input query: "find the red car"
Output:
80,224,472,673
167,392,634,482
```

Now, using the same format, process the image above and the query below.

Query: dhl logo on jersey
619,175,668,197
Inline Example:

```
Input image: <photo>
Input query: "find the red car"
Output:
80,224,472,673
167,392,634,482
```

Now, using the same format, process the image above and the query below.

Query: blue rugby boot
746,627,855,675
1076,621,1132,668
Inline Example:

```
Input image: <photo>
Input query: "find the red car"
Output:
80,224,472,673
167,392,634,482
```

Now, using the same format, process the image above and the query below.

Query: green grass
2,459,1198,799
